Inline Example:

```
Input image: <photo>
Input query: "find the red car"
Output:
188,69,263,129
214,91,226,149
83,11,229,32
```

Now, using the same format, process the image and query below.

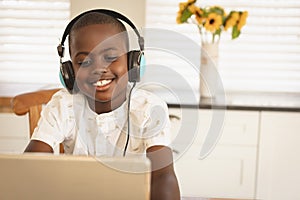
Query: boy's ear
127,51,145,82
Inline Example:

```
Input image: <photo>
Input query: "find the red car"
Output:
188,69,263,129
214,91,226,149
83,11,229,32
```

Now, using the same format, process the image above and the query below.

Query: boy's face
70,24,128,103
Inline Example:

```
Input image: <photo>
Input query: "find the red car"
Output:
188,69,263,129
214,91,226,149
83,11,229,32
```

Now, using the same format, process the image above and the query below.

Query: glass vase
200,42,219,98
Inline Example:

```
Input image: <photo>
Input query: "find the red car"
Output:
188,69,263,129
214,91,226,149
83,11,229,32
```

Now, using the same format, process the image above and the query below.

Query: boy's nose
92,67,108,75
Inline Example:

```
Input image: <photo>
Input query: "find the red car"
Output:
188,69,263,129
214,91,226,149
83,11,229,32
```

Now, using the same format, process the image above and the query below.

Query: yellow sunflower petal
237,11,248,30
179,2,188,11
195,7,203,16
231,12,239,20
188,4,197,14
225,16,238,30
195,15,204,24
240,11,248,22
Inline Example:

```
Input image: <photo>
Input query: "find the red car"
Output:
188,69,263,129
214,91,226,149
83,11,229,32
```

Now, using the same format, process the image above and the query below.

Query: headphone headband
58,8,146,92
57,9,144,57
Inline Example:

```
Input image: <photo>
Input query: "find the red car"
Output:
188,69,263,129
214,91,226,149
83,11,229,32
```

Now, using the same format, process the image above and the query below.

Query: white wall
70,0,145,28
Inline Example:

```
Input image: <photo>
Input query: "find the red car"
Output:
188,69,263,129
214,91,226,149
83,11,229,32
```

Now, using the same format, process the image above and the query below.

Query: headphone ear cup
60,61,77,94
127,51,145,82
139,53,145,77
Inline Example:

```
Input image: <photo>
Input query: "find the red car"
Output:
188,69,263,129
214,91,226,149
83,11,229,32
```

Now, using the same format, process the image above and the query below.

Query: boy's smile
70,24,129,113
94,79,112,88
88,69,116,92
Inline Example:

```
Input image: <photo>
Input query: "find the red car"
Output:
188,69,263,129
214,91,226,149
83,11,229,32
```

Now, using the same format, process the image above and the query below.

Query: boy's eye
78,59,93,67
104,56,118,63
104,55,118,63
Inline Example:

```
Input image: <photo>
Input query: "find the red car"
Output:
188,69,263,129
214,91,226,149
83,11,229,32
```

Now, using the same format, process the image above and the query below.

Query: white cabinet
0,113,29,153
257,111,300,200
169,108,260,199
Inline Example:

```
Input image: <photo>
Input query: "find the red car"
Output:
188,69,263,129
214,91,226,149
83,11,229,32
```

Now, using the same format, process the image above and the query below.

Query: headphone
57,9,145,94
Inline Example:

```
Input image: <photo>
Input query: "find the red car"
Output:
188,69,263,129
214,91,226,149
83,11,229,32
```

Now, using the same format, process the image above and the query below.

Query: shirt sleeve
30,89,73,150
144,105,170,149
140,93,172,150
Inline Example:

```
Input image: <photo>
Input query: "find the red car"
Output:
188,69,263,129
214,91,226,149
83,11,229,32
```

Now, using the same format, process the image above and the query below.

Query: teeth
94,80,112,87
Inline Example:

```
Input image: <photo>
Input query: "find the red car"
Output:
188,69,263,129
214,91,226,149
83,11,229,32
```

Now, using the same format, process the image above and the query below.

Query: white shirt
31,86,171,156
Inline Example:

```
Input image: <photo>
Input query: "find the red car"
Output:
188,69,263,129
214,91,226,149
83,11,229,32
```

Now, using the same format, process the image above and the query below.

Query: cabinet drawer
168,108,260,147
218,110,260,146
174,145,257,199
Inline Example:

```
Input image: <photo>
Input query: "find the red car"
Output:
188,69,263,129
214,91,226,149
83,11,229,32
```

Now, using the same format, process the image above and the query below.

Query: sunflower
176,0,197,24
224,12,239,30
190,6,203,24
237,11,248,30
176,2,189,24
176,0,248,41
204,13,222,32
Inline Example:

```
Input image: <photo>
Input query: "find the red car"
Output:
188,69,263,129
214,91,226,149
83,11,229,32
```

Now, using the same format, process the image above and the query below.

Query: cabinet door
257,111,300,200
0,113,29,153
168,108,259,199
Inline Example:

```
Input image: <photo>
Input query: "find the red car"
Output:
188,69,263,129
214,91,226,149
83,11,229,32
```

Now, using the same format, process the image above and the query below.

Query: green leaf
215,28,221,36
180,8,193,23
208,6,225,16
232,25,241,39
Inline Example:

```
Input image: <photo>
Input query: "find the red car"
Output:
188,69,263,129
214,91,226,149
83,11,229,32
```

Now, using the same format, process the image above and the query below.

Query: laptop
0,153,151,200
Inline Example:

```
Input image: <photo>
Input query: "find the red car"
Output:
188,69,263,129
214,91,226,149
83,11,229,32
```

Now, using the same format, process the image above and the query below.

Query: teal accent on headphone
59,71,66,88
140,54,146,77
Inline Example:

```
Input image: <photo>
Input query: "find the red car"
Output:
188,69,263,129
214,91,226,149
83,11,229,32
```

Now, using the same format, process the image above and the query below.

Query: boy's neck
86,93,126,114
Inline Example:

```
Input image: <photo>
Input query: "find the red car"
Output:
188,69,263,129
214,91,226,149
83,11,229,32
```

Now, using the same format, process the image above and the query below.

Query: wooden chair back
11,88,63,152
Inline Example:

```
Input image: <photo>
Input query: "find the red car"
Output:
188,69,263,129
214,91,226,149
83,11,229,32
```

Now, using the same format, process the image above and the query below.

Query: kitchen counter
168,91,300,112
141,87,300,112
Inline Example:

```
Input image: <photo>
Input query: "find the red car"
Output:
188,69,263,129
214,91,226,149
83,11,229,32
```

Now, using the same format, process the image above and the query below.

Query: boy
24,11,180,200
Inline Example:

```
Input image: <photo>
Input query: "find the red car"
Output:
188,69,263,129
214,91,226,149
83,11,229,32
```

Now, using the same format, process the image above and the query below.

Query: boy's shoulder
130,88,170,130
131,88,168,109
51,88,73,101
49,88,85,106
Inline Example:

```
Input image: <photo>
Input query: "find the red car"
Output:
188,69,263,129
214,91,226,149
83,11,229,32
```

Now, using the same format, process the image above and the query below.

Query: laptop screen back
0,154,151,200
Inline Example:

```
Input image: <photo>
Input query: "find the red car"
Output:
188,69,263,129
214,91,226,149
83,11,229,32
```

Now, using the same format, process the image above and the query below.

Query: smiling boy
24,11,180,200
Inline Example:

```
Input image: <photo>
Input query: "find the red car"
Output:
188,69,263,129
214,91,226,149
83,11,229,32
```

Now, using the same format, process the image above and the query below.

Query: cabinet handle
169,114,180,121
172,149,180,154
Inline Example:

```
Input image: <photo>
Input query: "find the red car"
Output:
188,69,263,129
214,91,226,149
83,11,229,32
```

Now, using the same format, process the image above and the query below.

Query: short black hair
68,12,129,55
